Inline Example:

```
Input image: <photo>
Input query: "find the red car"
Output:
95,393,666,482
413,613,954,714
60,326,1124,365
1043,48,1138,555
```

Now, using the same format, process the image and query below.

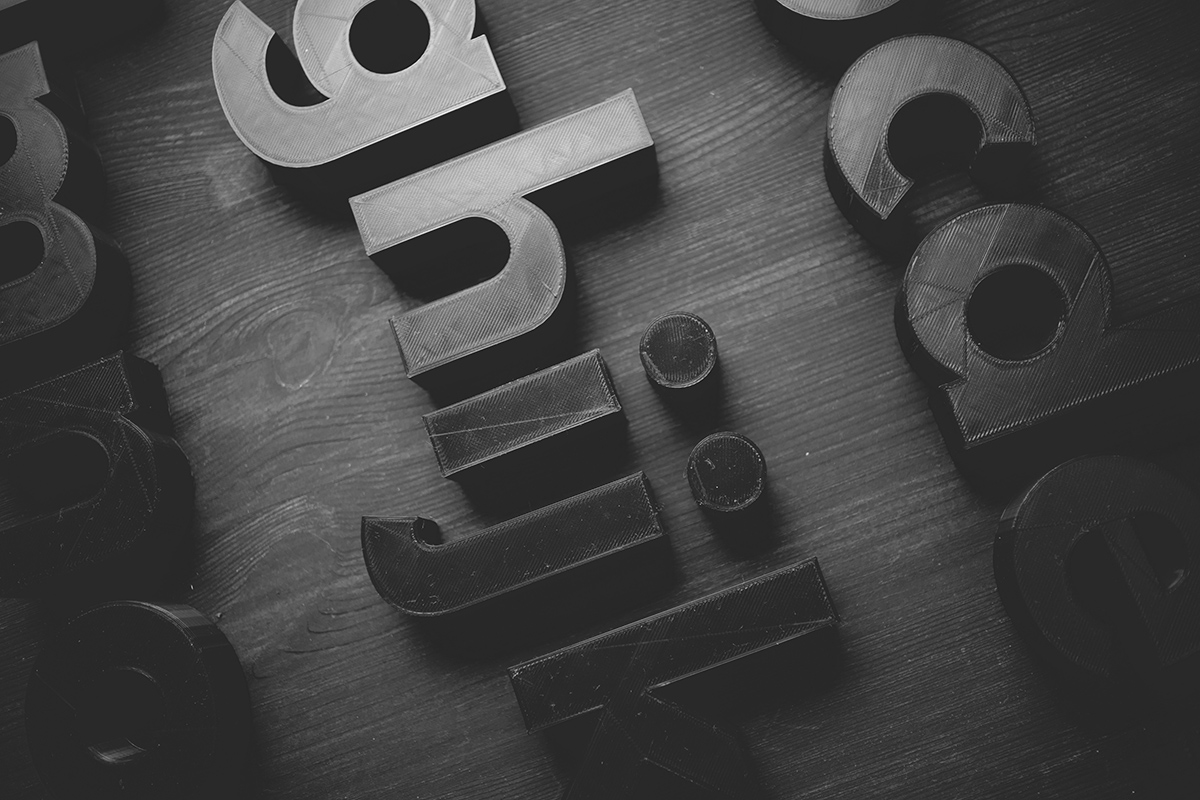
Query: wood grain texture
2,0,1199,797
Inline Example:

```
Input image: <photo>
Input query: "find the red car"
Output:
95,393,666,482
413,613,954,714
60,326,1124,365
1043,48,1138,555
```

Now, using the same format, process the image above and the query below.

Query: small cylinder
687,431,767,513
639,312,719,391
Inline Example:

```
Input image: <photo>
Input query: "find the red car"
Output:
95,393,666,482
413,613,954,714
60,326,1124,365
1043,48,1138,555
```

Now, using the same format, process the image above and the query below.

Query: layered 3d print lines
1,42,132,388
825,35,1035,254
896,204,1200,491
351,90,657,397
212,0,518,205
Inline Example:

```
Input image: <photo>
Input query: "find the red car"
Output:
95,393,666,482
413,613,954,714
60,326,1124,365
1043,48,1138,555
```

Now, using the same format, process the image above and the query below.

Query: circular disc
639,312,719,390
687,432,767,512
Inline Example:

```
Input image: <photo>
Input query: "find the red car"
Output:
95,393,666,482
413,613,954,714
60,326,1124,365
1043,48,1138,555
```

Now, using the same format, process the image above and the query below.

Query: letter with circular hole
754,0,926,66
0,353,194,598
897,204,1200,491
351,90,657,396
0,42,131,390
361,473,663,618
508,559,840,799
825,35,1034,254
25,601,251,799
211,0,518,204
995,457,1200,697
0,0,162,55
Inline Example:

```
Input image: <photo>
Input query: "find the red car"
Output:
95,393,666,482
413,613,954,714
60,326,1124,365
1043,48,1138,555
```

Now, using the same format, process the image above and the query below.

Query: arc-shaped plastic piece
351,89,656,396
25,602,250,798
754,0,926,65
995,456,1200,696
825,35,1035,252
0,353,194,597
0,42,131,389
211,0,517,202
897,204,1200,491
361,472,662,617
509,559,839,799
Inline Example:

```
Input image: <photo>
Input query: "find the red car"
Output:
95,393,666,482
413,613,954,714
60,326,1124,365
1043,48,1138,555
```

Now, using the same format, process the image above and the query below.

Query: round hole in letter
0,220,45,284
966,264,1066,361
887,93,982,180
350,0,431,75
0,114,16,167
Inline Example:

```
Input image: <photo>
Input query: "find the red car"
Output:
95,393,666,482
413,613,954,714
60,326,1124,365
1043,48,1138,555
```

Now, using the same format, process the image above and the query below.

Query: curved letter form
352,89,657,396
361,473,662,617
509,559,840,799
995,457,1200,696
897,204,1200,491
825,35,1035,253
0,42,131,390
26,602,250,799
0,353,194,597
211,0,517,204
754,0,926,66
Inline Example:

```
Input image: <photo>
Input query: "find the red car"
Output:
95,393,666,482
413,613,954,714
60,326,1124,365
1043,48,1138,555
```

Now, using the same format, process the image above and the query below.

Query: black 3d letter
897,204,1200,491
26,601,251,799
755,0,926,66
211,0,518,204
509,559,839,799
423,349,623,485
995,456,1200,696
0,42,131,389
362,472,662,618
351,90,656,396
0,353,193,597
825,35,1034,253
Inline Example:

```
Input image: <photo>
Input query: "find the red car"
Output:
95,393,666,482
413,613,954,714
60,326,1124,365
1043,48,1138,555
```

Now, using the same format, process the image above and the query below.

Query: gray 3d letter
351,89,656,397
211,0,517,204
1,42,130,389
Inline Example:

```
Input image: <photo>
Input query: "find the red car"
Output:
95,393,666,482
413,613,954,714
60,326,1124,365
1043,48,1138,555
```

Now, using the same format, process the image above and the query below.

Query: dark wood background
3,0,1199,796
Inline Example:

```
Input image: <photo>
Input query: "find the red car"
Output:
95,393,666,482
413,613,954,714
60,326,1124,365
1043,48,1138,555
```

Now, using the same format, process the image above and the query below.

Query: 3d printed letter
211,0,518,204
0,42,131,389
25,601,250,799
896,204,1200,491
995,456,1200,696
423,349,623,483
351,89,657,396
754,0,926,66
0,353,193,597
361,473,663,617
825,35,1034,253
509,559,839,799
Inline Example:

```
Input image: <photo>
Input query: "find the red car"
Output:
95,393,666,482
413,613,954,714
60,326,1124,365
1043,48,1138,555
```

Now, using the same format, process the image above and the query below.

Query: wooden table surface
3,0,1199,797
